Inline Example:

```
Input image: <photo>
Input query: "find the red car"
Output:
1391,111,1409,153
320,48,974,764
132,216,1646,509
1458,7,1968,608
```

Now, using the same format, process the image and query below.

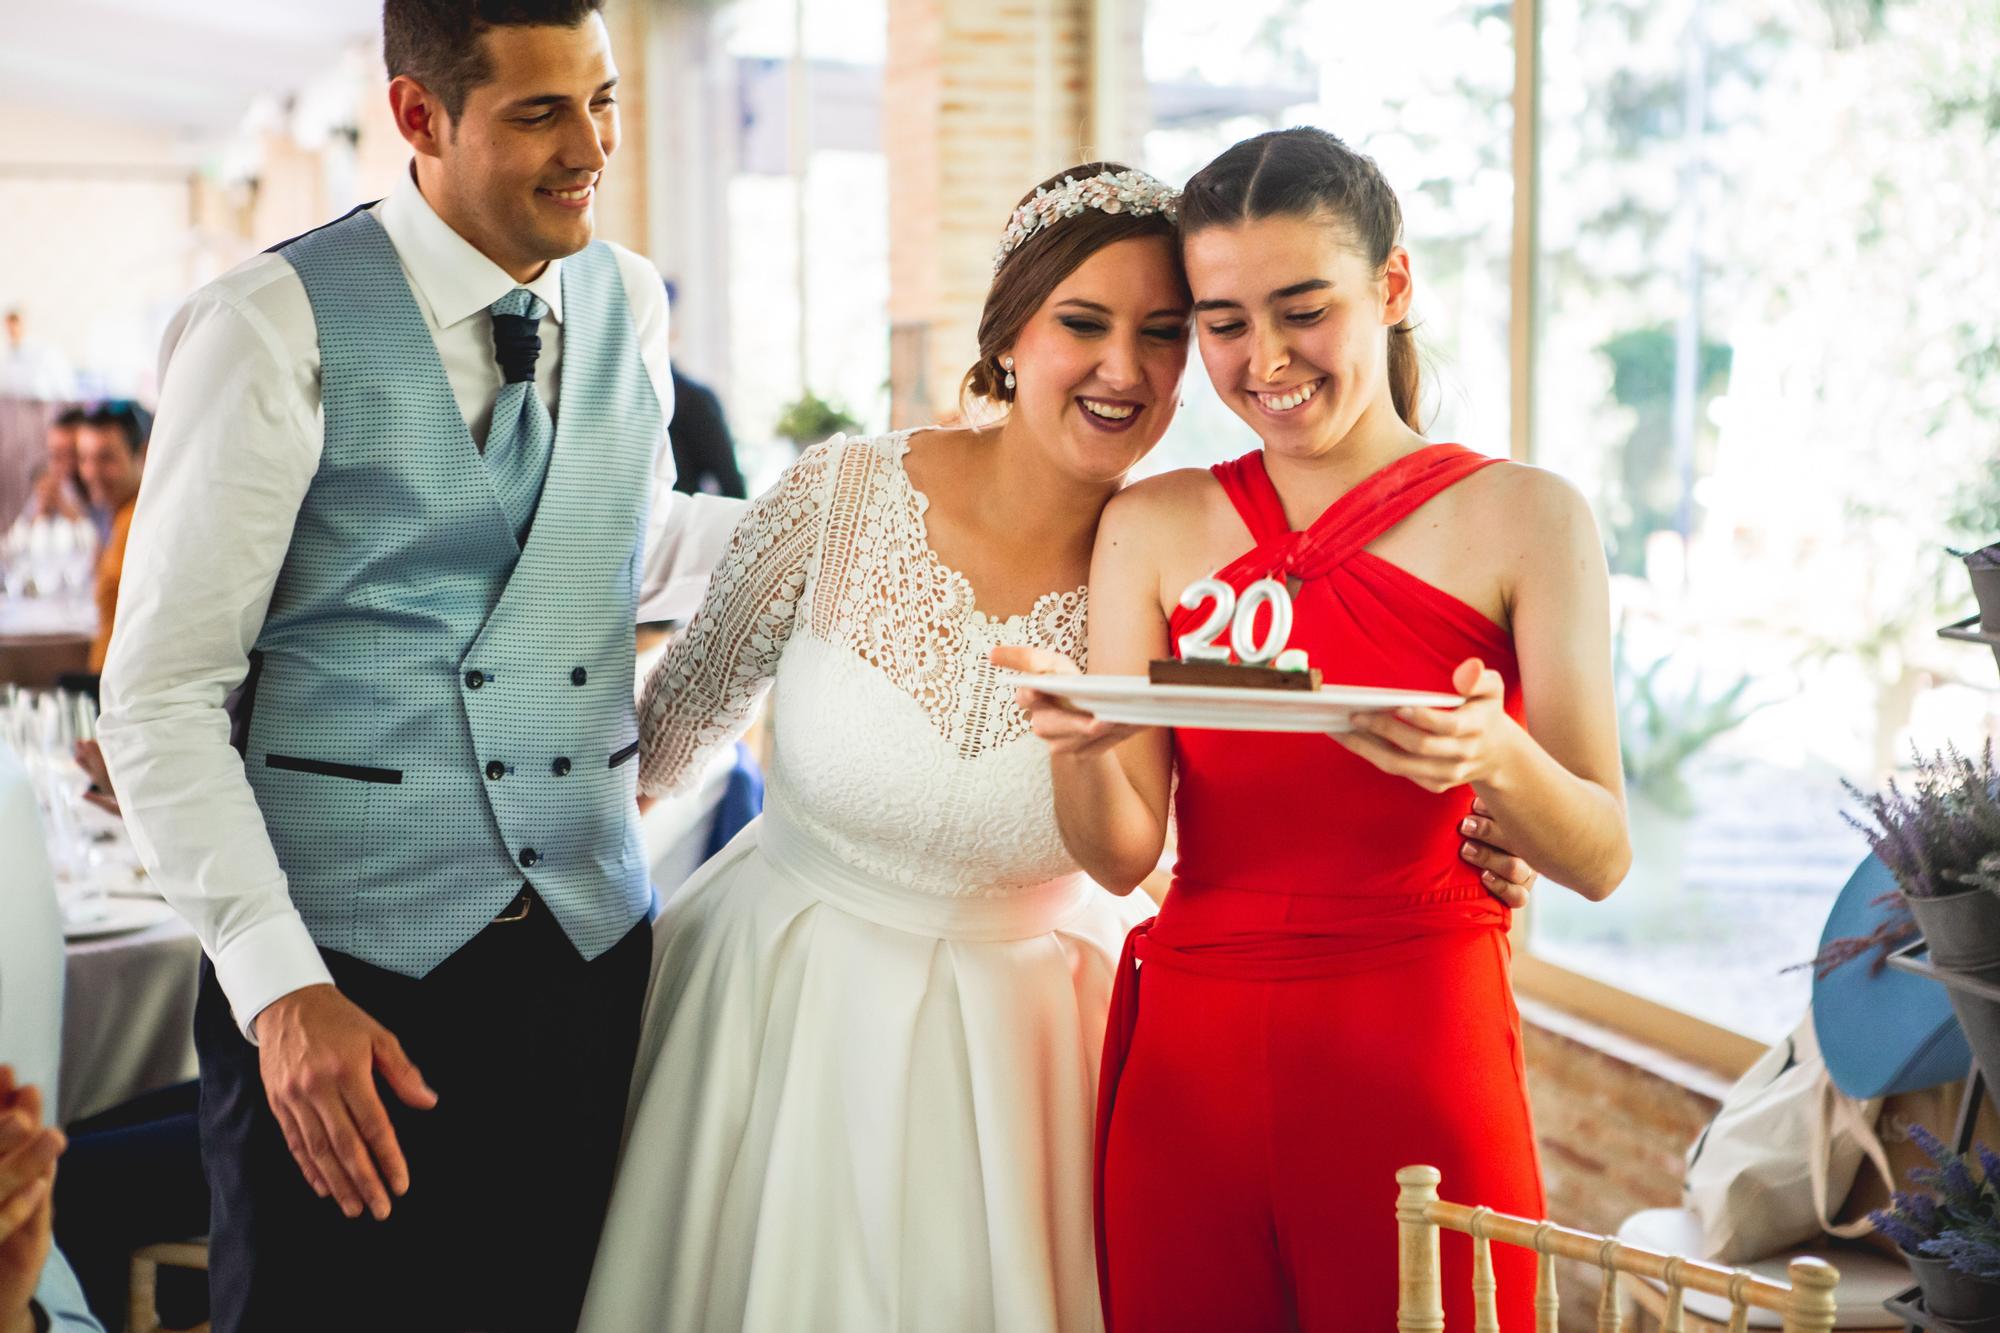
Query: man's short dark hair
383,1,609,120
54,405,88,429
83,401,149,455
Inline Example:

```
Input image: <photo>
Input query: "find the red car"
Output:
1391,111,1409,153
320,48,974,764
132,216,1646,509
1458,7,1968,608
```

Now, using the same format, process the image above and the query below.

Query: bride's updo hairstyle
1180,127,1422,432
961,161,1186,412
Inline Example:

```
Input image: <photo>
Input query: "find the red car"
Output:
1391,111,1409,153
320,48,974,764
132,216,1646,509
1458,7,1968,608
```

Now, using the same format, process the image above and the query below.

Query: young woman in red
1002,128,1631,1330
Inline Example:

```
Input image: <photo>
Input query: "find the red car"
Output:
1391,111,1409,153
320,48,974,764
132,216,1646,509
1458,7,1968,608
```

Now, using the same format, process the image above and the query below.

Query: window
716,0,891,492
1527,0,2000,1042
1136,0,1515,478
1139,0,2000,1057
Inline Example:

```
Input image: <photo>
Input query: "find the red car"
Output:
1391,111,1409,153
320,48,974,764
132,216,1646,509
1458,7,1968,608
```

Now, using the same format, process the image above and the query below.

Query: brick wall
1520,1001,1729,1327
1519,1002,1995,1330
885,0,1126,426
591,0,651,255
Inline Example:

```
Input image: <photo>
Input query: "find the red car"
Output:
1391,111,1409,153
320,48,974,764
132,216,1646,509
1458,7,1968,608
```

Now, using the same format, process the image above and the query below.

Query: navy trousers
194,900,649,1333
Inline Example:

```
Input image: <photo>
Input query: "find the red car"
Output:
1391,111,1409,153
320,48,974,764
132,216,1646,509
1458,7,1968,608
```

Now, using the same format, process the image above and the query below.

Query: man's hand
0,1069,62,1333
1458,796,1539,908
73,740,120,817
254,985,437,1221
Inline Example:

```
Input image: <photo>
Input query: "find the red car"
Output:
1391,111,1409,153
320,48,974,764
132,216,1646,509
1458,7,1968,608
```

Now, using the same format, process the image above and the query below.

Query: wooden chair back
1394,1165,1840,1333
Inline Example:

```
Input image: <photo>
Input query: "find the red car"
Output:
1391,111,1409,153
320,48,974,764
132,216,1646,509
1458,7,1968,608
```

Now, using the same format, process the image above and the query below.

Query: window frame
1504,0,1763,1081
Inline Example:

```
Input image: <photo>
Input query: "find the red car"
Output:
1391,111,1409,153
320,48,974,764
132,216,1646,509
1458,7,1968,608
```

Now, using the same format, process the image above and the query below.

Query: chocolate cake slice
1148,659,1322,691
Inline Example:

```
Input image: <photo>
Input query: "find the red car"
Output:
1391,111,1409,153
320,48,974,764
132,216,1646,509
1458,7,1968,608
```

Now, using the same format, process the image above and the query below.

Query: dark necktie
486,287,554,545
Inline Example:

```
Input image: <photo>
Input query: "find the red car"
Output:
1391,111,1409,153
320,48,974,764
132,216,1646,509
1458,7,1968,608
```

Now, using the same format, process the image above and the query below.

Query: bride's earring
1001,356,1016,392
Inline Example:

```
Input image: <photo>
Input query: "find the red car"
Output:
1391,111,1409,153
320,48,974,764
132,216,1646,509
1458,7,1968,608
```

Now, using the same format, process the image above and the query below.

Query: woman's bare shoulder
1105,466,1225,527
1456,459,1595,532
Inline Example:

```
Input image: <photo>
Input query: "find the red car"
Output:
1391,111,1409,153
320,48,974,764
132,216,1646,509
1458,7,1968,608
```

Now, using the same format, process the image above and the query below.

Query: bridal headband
993,169,1181,273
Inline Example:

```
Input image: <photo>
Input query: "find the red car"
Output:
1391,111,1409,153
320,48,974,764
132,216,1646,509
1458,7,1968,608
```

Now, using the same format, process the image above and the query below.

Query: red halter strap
1209,444,1500,585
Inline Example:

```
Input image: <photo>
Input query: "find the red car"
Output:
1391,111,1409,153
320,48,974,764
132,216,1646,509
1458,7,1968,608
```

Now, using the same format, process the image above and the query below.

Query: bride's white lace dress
577,430,1147,1332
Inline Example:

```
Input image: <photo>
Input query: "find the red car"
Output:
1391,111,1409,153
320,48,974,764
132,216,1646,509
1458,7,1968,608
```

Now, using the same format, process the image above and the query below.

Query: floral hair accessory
993,169,1181,273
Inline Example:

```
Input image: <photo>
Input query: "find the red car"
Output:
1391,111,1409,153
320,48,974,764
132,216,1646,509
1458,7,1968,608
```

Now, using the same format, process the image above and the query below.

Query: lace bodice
638,430,1088,896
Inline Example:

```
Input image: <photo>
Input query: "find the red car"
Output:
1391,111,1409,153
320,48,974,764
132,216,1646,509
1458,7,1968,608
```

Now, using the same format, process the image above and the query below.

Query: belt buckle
494,888,533,924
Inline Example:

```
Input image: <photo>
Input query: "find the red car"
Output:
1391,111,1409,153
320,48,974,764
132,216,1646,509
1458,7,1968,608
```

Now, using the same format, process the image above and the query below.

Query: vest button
465,670,486,689
571,667,588,686
551,757,573,777
485,760,506,781
519,847,541,868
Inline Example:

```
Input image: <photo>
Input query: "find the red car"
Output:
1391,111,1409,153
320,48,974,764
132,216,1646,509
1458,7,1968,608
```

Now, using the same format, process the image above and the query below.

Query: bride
576,163,1193,1332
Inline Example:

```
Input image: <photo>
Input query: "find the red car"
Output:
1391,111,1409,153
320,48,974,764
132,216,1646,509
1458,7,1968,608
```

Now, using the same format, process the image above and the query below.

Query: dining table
59,904,201,1127
0,595,95,688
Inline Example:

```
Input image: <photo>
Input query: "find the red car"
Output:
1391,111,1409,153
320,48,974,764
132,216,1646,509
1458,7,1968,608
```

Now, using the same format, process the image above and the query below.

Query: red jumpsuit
1096,445,1545,1331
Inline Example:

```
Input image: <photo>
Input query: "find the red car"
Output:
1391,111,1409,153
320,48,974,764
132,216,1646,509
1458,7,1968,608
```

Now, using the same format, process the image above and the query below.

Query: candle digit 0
1231,578,1293,665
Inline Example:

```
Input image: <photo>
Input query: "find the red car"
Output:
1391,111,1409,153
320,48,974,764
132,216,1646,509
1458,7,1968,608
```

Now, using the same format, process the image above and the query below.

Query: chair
1395,1165,1840,1333
1616,1208,1908,1330
128,1239,209,1333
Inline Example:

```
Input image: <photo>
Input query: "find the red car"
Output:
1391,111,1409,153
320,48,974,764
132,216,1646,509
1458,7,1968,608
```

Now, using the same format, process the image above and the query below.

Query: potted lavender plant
1846,742,2000,1080
1873,1124,2000,1325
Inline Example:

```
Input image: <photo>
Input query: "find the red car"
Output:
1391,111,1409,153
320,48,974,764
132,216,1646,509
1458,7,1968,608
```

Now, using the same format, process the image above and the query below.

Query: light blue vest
238,210,659,977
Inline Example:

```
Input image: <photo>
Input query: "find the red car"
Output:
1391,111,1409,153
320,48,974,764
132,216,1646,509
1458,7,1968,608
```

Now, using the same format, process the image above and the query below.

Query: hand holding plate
1334,657,1518,794
990,646,1150,756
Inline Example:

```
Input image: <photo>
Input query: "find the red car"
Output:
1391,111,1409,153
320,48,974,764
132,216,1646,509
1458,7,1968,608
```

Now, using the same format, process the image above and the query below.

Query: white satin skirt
575,810,1149,1332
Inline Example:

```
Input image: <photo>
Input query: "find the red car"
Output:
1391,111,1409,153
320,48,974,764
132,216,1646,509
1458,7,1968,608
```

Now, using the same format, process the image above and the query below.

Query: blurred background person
663,280,747,500
0,310,76,404
0,311,79,532
74,403,148,675
22,408,88,526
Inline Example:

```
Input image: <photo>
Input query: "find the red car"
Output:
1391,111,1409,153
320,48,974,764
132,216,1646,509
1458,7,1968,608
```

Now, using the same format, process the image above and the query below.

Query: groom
97,3,740,1329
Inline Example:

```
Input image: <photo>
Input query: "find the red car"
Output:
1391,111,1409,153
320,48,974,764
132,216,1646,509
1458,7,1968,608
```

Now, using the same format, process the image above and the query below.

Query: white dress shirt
99,168,745,1037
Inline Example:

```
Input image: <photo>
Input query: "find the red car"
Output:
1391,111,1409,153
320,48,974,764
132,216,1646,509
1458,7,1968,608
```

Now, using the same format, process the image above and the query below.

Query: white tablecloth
60,910,201,1126
0,598,97,639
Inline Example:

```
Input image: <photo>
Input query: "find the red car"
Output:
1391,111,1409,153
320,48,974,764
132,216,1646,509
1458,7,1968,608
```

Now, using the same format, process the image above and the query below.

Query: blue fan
1813,851,1971,1099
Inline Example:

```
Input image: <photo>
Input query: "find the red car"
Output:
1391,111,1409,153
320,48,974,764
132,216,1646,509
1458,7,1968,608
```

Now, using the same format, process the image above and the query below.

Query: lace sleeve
636,439,839,797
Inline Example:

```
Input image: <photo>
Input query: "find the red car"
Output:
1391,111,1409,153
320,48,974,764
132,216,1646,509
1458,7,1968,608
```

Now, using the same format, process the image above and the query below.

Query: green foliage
1962,851,2000,895
772,392,859,448
1596,326,1734,574
1616,620,1771,815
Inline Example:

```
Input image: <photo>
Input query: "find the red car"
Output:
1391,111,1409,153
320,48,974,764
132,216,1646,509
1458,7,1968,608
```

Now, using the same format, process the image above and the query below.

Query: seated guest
74,405,148,673
22,408,87,525
3,743,201,1331
0,742,61,1099
0,747,105,1333
0,1068,104,1333
51,1083,205,1333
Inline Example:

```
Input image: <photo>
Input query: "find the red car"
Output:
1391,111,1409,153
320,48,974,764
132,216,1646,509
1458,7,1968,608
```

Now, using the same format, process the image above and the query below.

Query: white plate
1002,673,1463,734
62,896,176,941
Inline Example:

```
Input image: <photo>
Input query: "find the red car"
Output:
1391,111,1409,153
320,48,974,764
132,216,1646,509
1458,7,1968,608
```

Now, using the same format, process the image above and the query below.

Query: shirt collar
378,165,565,330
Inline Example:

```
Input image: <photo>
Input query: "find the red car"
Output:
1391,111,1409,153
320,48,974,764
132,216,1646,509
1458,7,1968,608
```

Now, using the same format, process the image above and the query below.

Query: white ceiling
0,0,383,145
